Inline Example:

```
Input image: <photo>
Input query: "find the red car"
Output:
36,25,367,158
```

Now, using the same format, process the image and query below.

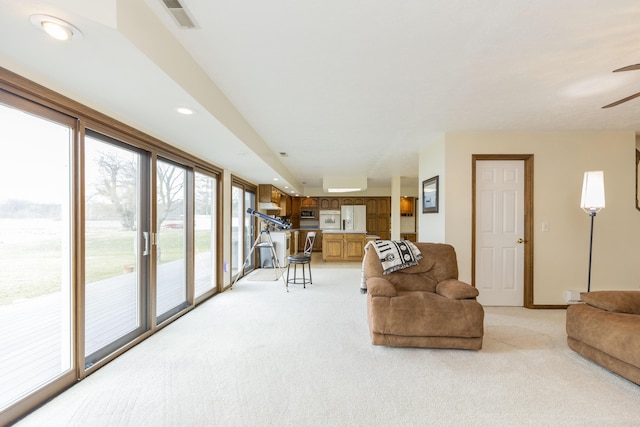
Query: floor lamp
580,171,605,292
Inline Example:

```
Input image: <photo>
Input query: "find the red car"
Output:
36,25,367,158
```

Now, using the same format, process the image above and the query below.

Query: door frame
472,154,534,308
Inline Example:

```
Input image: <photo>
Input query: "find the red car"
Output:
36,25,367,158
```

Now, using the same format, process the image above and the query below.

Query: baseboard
530,304,568,309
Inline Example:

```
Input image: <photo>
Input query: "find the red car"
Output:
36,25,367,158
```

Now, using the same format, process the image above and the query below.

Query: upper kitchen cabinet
318,197,340,210
299,197,319,221
340,197,365,206
259,184,280,205
400,197,415,216
258,184,290,215
301,197,318,208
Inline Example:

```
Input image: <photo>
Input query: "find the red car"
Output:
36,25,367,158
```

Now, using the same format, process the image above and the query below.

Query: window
194,171,218,298
0,97,75,412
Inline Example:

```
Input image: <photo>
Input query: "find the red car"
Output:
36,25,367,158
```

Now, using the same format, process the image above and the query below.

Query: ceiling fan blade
613,64,640,72
602,91,640,108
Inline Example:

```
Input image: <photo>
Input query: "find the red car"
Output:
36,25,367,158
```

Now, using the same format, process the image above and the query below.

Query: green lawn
0,227,213,305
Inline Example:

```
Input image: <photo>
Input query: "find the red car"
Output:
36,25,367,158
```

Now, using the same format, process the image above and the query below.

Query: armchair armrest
367,277,397,297
436,279,479,300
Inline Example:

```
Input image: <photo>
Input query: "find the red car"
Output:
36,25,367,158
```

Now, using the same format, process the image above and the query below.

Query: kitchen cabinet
293,196,390,241
400,197,415,216
340,197,365,206
290,197,301,228
259,184,292,216
301,197,318,208
322,232,365,261
298,229,322,252
365,198,378,215
365,197,391,241
298,230,308,252
259,184,281,205
322,233,344,261
280,194,292,216
344,233,365,260
318,197,340,210
400,233,417,242
378,197,390,215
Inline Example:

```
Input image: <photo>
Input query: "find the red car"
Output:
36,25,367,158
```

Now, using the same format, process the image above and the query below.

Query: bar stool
286,232,316,288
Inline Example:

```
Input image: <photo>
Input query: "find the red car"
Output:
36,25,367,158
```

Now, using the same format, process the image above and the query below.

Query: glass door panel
84,133,149,367
156,159,188,321
231,184,256,281
244,190,256,271
231,185,243,280
194,172,217,298
0,102,73,410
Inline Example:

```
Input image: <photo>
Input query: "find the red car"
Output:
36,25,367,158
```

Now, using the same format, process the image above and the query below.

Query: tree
156,161,185,226
92,154,190,229
194,173,215,215
92,151,137,230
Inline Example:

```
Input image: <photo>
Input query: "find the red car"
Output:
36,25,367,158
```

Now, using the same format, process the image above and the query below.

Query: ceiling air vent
161,0,198,29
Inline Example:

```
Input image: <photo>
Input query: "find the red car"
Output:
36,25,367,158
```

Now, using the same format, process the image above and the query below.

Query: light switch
541,222,549,232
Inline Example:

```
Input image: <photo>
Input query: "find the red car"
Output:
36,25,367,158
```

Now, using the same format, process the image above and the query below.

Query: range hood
259,202,281,210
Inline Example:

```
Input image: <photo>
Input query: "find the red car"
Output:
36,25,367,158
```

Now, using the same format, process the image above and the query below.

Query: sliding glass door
194,171,218,299
156,159,189,322
231,181,256,282
0,71,223,424
0,98,75,411
83,132,149,367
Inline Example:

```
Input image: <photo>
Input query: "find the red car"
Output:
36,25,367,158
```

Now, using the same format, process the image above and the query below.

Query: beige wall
420,131,640,305
418,134,446,243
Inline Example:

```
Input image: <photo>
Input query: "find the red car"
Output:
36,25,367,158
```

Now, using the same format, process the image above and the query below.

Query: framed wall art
422,175,439,214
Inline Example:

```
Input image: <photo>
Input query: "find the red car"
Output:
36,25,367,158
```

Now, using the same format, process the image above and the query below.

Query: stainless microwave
300,210,315,218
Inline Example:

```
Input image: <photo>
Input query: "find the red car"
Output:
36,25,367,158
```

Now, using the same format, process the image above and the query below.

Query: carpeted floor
245,268,284,281
16,266,640,426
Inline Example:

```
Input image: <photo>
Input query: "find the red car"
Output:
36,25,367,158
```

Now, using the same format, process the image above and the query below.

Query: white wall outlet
565,290,583,303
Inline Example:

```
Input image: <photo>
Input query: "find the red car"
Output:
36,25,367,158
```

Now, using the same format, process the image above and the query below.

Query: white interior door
475,160,525,306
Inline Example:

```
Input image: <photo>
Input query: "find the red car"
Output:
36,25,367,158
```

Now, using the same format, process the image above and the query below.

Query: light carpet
245,268,284,281
16,267,640,427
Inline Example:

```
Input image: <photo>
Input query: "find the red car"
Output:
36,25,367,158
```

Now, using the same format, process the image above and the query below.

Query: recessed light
30,14,82,41
176,107,195,115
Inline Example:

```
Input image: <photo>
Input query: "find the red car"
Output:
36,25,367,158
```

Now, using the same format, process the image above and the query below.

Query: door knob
516,238,524,244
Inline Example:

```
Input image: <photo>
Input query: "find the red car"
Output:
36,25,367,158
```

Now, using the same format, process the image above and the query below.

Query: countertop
321,230,367,234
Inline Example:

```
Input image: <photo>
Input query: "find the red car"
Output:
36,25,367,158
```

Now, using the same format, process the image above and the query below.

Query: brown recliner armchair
363,242,484,350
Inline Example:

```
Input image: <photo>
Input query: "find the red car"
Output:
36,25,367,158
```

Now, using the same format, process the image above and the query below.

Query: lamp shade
580,171,605,212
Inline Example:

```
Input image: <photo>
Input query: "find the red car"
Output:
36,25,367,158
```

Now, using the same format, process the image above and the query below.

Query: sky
0,103,71,204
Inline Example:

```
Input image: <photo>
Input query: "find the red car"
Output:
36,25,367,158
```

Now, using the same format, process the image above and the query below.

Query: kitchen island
322,231,367,262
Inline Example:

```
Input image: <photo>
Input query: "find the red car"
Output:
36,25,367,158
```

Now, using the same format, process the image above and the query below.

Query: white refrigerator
340,205,367,232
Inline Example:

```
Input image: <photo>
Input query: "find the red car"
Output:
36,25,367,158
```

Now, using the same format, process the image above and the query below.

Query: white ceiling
2,0,640,195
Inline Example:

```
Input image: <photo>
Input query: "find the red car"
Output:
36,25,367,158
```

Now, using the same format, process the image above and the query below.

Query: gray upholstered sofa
363,242,484,350
566,291,640,385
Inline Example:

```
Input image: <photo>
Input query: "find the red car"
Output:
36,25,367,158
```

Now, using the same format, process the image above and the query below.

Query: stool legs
285,261,312,288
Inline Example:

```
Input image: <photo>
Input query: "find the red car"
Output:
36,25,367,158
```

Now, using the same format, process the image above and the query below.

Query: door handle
516,238,524,244
143,231,150,256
